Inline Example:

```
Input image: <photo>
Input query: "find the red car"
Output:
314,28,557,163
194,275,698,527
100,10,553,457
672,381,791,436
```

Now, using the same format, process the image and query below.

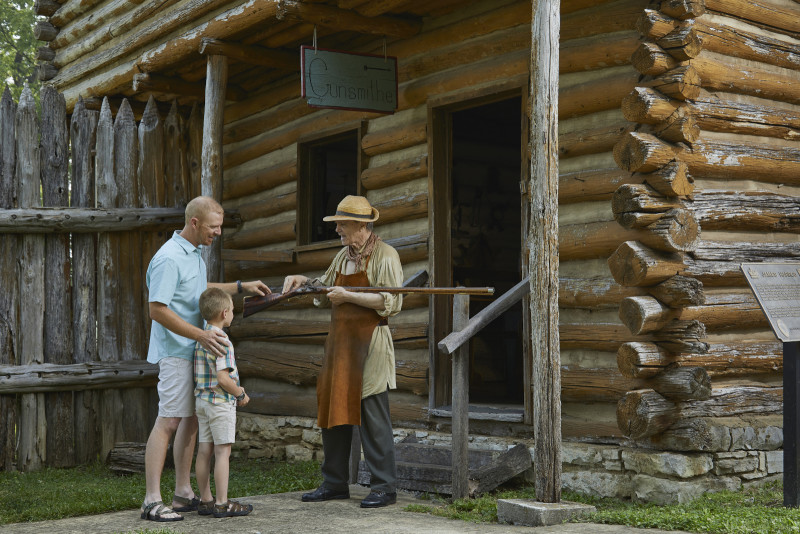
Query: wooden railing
436,276,530,499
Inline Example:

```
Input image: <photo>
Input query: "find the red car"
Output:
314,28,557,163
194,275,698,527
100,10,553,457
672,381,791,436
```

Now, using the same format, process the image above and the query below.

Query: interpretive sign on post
301,46,397,114
741,262,800,508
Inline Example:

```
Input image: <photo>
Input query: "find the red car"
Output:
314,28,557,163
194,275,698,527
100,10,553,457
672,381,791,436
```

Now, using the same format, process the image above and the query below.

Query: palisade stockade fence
0,85,207,471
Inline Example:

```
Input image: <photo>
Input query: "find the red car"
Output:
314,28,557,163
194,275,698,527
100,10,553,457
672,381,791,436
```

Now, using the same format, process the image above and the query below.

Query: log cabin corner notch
14,0,800,502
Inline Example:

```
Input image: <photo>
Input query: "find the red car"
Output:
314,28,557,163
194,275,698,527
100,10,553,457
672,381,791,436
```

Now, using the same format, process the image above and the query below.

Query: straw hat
323,195,379,223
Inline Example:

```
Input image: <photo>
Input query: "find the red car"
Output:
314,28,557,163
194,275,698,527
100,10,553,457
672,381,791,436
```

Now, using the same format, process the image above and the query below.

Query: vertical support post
784,341,800,507
201,54,227,282
451,293,470,499
529,0,561,503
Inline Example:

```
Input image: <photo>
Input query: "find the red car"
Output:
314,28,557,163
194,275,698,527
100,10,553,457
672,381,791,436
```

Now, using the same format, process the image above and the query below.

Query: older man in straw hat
283,195,404,508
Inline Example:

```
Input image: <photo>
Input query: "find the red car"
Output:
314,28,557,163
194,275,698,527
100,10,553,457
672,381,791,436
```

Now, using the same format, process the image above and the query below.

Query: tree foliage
0,0,39,101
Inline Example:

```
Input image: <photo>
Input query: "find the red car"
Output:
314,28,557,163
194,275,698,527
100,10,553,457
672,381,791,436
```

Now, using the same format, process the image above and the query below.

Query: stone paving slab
0,485,694,534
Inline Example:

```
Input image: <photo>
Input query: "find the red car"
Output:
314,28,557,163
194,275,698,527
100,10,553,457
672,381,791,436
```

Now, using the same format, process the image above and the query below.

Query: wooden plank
0,361,159,394
0,87,18,470
69,96,101,464
221,248,294,263
0,207,188,232
16,86,45,471
40,86,74,468
529,0,561,504
164,101,188,207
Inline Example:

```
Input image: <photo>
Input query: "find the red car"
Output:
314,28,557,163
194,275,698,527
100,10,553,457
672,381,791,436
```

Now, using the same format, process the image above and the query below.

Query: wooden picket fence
0,85,204,471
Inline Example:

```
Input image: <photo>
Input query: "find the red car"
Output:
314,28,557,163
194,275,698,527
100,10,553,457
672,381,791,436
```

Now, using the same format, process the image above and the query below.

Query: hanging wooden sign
301,46,397,114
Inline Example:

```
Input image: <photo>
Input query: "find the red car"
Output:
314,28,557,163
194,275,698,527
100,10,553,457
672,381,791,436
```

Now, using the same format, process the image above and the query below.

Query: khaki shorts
157,357,195,418
196,397,237,445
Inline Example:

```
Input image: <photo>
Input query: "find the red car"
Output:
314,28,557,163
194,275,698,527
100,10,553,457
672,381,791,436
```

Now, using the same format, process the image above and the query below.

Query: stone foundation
234,412,784,505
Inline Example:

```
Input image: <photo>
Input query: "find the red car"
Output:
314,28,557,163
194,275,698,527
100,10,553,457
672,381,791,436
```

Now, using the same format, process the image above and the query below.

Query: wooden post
17,85,46,471
70,96,101,464
451,293,470,500
529,0,561,503
0,87,18,470
201,54,227,282
784,341,800,507
40,86,74,467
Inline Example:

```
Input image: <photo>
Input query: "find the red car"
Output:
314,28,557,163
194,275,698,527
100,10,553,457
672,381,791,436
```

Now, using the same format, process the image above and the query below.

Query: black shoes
301,486,350,502
360,491,397,508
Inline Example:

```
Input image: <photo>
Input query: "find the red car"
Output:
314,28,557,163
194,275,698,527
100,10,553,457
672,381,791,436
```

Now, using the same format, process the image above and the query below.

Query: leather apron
316,256,384,429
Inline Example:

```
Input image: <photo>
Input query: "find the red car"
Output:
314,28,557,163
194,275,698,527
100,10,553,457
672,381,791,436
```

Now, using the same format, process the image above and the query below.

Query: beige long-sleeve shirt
314,239,404,398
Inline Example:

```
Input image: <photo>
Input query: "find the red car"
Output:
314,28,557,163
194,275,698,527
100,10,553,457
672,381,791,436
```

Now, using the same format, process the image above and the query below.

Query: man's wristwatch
236,280,243,294
235,388,246,402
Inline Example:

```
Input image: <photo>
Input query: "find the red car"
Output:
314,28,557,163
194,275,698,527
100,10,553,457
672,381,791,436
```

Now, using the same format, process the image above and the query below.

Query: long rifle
242,285,494,317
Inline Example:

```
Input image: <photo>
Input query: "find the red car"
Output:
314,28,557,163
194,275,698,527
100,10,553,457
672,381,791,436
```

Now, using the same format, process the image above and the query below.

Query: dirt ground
0,485,693,534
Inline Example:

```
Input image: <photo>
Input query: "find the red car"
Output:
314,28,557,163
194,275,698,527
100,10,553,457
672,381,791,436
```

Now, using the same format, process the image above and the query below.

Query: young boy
194,287,253,518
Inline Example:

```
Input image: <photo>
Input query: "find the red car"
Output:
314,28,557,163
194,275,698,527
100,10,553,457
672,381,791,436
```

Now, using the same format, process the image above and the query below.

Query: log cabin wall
31,0,799,452
611,0,800,448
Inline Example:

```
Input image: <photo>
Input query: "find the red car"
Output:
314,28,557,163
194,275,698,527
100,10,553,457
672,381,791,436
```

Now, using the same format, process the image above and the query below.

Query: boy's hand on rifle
242,280,270,296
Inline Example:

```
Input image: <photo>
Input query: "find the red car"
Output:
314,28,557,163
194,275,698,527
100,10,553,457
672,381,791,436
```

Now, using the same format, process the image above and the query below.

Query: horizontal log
236,191,296,222
109,442,173,474
661,0,705,20
361,154,427,191
37,63,58,82
0,207,201,232
682,138,800,185
612,183,683,224
642,64,701,101
657,21,703,61
561,0,649,42
613,131,678,173
224,233,428,280
636,9,678,40
362,121,426,157
692,55,800,107
224,219,295,249
647,274,704,307
622,87,680,125
651,366,711,401
36,46,55,62
559,121,632,159
373,191,427,227
705,0,800,39
608,240,685,287
561,367,646,403
631,41,678,76
199,38,298,70
620,339,783,378
678,385,783,418
223,159,297,201
640,161,694,197
559,277,646,309
34,21,58,41
559,167,638,204
620,295,674,335
0,362,157,394
221,248,294,263
691,190,800,232
560,31,639,74
645,107,699,144
276,0,422,37
223,99,311,146
230,318,428,344
693,18,800,72
34,0,60,17
617,388,679,439
559,68,639,120
559,323,648,352
686,240,800,286
235,341,428,395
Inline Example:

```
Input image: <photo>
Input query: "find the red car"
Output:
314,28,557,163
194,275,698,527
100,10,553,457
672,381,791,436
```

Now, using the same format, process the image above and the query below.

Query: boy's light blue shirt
146,231,207,364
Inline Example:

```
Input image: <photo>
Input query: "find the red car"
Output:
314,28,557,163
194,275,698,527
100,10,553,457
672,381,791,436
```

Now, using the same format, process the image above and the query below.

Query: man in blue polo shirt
140,196,269,522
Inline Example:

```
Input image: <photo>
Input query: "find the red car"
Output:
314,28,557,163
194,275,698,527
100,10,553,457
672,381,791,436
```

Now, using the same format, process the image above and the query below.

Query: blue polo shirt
146,231,207,364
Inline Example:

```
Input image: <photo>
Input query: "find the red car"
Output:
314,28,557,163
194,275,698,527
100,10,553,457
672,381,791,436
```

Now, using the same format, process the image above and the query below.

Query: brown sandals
140,501,184,522
212,500,253,518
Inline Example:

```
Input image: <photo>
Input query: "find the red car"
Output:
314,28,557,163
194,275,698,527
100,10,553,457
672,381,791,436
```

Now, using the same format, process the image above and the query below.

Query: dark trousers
320,390,396,493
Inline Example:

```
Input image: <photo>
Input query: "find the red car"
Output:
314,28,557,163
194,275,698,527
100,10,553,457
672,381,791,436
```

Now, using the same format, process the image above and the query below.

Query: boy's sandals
198,499,215,516
172,494,200,512
140,501,183,522
213,500,253,518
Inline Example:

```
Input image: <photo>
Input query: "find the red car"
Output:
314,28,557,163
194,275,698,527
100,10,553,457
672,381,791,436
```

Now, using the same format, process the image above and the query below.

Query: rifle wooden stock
242,286,495,318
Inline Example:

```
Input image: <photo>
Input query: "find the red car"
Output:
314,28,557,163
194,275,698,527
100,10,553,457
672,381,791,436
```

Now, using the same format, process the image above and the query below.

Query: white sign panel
742,262,800,342
301,46,397,114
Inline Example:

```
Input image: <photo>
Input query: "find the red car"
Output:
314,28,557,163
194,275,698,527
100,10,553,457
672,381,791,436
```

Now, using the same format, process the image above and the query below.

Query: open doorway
430,90,527,411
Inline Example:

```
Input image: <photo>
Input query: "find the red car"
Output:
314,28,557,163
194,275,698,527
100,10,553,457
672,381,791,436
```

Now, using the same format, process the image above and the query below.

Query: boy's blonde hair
199,287,233,321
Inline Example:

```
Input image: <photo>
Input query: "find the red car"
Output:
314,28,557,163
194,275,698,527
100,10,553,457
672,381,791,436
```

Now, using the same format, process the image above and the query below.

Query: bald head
185,196,223,225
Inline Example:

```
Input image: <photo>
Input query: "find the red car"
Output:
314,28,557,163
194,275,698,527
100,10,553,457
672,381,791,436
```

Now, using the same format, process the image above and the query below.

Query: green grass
405,481,800,534
0,457,321,525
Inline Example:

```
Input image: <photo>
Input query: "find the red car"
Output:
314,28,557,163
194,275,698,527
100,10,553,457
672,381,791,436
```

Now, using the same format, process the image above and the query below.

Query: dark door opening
450,97,523,405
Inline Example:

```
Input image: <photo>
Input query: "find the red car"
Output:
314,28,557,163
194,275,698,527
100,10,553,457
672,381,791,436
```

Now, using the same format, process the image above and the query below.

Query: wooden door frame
427,75,531,416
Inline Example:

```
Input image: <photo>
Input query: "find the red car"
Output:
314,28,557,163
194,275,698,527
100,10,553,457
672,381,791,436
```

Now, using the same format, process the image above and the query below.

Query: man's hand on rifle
242,279,270,296
282,275,309,294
